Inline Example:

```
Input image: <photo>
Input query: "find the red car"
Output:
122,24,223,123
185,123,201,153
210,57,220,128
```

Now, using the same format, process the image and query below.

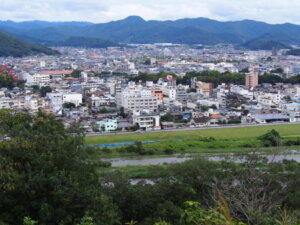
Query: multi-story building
132,113,161,130
196,82,213,97
26,73,50,85
245,72,259,88
116,87,158,112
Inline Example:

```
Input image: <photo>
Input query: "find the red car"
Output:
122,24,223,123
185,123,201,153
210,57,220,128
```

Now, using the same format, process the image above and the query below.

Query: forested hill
0,32,59,57
2,16,300,49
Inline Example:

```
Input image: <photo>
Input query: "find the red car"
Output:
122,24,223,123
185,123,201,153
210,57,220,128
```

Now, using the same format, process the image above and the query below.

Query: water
105,156,189,167
104,150,300,167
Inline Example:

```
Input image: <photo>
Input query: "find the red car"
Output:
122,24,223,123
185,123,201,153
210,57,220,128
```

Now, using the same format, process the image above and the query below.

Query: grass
97,164,169,179
85,124,300,157
85,124,300,145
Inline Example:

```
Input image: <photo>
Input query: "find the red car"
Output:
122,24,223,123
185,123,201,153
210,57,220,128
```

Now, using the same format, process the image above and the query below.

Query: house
97,119,118,132
189,116,211,127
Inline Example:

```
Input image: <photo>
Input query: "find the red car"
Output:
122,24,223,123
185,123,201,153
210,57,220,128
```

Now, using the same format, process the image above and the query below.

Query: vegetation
259,73,300,84
243,39,290,50
63,102,76,109
0,32,60,57
0,110,118,225
59,36,120,48
0,70,25,89
85,124,300,145
31,85,52,97
85,124,300,158
5,17,300,46
179,71,245,86
1,109,300,225
258,129,281,147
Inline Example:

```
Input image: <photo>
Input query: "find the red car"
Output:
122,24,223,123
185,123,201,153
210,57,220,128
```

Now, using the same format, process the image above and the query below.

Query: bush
258,129,281,147
164,148,175,155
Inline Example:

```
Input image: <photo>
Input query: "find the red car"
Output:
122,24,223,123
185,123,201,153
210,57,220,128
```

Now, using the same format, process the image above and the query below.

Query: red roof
40,70,73,75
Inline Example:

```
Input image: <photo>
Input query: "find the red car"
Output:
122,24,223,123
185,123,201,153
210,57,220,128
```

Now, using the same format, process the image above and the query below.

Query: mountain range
1,16,300,52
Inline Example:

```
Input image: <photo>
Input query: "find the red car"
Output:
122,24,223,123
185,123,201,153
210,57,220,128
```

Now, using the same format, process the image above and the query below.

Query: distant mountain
243,38,291,50
58,36,121,48
0,32,59,57
1,16,300,48
286,48,300,56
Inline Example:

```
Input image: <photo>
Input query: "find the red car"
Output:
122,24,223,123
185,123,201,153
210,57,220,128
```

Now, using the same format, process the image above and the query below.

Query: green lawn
85,124,300,145
85,124,300,157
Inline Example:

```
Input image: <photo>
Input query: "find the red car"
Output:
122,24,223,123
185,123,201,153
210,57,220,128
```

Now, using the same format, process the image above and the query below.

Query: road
85,122,300,137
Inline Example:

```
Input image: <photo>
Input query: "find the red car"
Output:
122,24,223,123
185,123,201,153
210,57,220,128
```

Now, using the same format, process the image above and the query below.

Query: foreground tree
0,110,119,225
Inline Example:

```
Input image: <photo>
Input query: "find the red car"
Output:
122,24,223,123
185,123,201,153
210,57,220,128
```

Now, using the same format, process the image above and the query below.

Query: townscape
2,4,300,223
1,44,300,132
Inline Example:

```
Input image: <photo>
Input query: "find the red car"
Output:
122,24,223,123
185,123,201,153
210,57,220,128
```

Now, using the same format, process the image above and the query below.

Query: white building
26,73,50,85
116,87,158,112
62,93,82,107
132,113,161,130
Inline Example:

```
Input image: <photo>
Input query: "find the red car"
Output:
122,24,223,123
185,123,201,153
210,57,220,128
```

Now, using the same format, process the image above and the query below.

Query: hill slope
2,16,300,46
0,32,59,57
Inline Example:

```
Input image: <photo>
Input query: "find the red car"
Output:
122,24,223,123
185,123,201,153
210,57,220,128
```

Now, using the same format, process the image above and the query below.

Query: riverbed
103,150,300,167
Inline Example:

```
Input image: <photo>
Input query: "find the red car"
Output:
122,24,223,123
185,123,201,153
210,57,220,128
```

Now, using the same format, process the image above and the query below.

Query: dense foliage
0,70,25,89
0,32,60,57
4,17,300,46
182,71,245,86
58,36,120,48
0,110,118,225
1,110,300,225
243,39,290,50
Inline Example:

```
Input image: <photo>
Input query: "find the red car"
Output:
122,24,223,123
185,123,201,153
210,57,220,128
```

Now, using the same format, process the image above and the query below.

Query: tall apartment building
116,88,158,112
196,82,213,97
245,72,259,88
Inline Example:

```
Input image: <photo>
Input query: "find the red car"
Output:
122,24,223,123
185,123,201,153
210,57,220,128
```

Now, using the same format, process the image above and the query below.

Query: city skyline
1,0,300,24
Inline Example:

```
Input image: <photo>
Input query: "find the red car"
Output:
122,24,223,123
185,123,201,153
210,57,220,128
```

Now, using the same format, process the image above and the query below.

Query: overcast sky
1,0,300,24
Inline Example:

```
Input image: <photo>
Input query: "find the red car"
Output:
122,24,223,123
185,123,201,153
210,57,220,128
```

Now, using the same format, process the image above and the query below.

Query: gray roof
252,114,290,120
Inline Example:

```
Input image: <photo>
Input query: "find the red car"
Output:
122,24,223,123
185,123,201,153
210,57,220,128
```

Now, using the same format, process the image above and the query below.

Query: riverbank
85,124,300,158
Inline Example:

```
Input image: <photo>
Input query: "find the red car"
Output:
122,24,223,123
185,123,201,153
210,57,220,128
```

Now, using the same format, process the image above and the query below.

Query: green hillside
0,32,59,57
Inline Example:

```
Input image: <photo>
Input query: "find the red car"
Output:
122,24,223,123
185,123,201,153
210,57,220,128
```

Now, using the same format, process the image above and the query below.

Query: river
103,150,300,167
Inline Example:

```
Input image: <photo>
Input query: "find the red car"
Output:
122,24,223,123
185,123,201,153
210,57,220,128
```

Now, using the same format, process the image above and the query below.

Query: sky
1,0,300,24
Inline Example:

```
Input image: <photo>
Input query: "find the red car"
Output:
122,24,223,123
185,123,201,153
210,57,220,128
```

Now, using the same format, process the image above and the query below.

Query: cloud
0,0,300,24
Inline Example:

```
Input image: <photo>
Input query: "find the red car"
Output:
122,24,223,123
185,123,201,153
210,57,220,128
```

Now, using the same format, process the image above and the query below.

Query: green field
85,124,300,157
86,124,300,144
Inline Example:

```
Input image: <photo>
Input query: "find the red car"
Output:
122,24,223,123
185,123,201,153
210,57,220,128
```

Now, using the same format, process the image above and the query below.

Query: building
245,72,259,88
62,93,82,107
132,113,161,130
26,73,50,85
151,89,164,100
116,88,158,112
196,82,213,97
251,114,290,123
39,70,73,80
97,119,118,132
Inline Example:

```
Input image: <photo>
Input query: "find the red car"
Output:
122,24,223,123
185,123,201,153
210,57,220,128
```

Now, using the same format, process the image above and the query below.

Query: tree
63,102,76,109
70,70,82,78
179,201,245,225
0,73,14,89
0,110,119,225
39,86,52,97
258,129,281,147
